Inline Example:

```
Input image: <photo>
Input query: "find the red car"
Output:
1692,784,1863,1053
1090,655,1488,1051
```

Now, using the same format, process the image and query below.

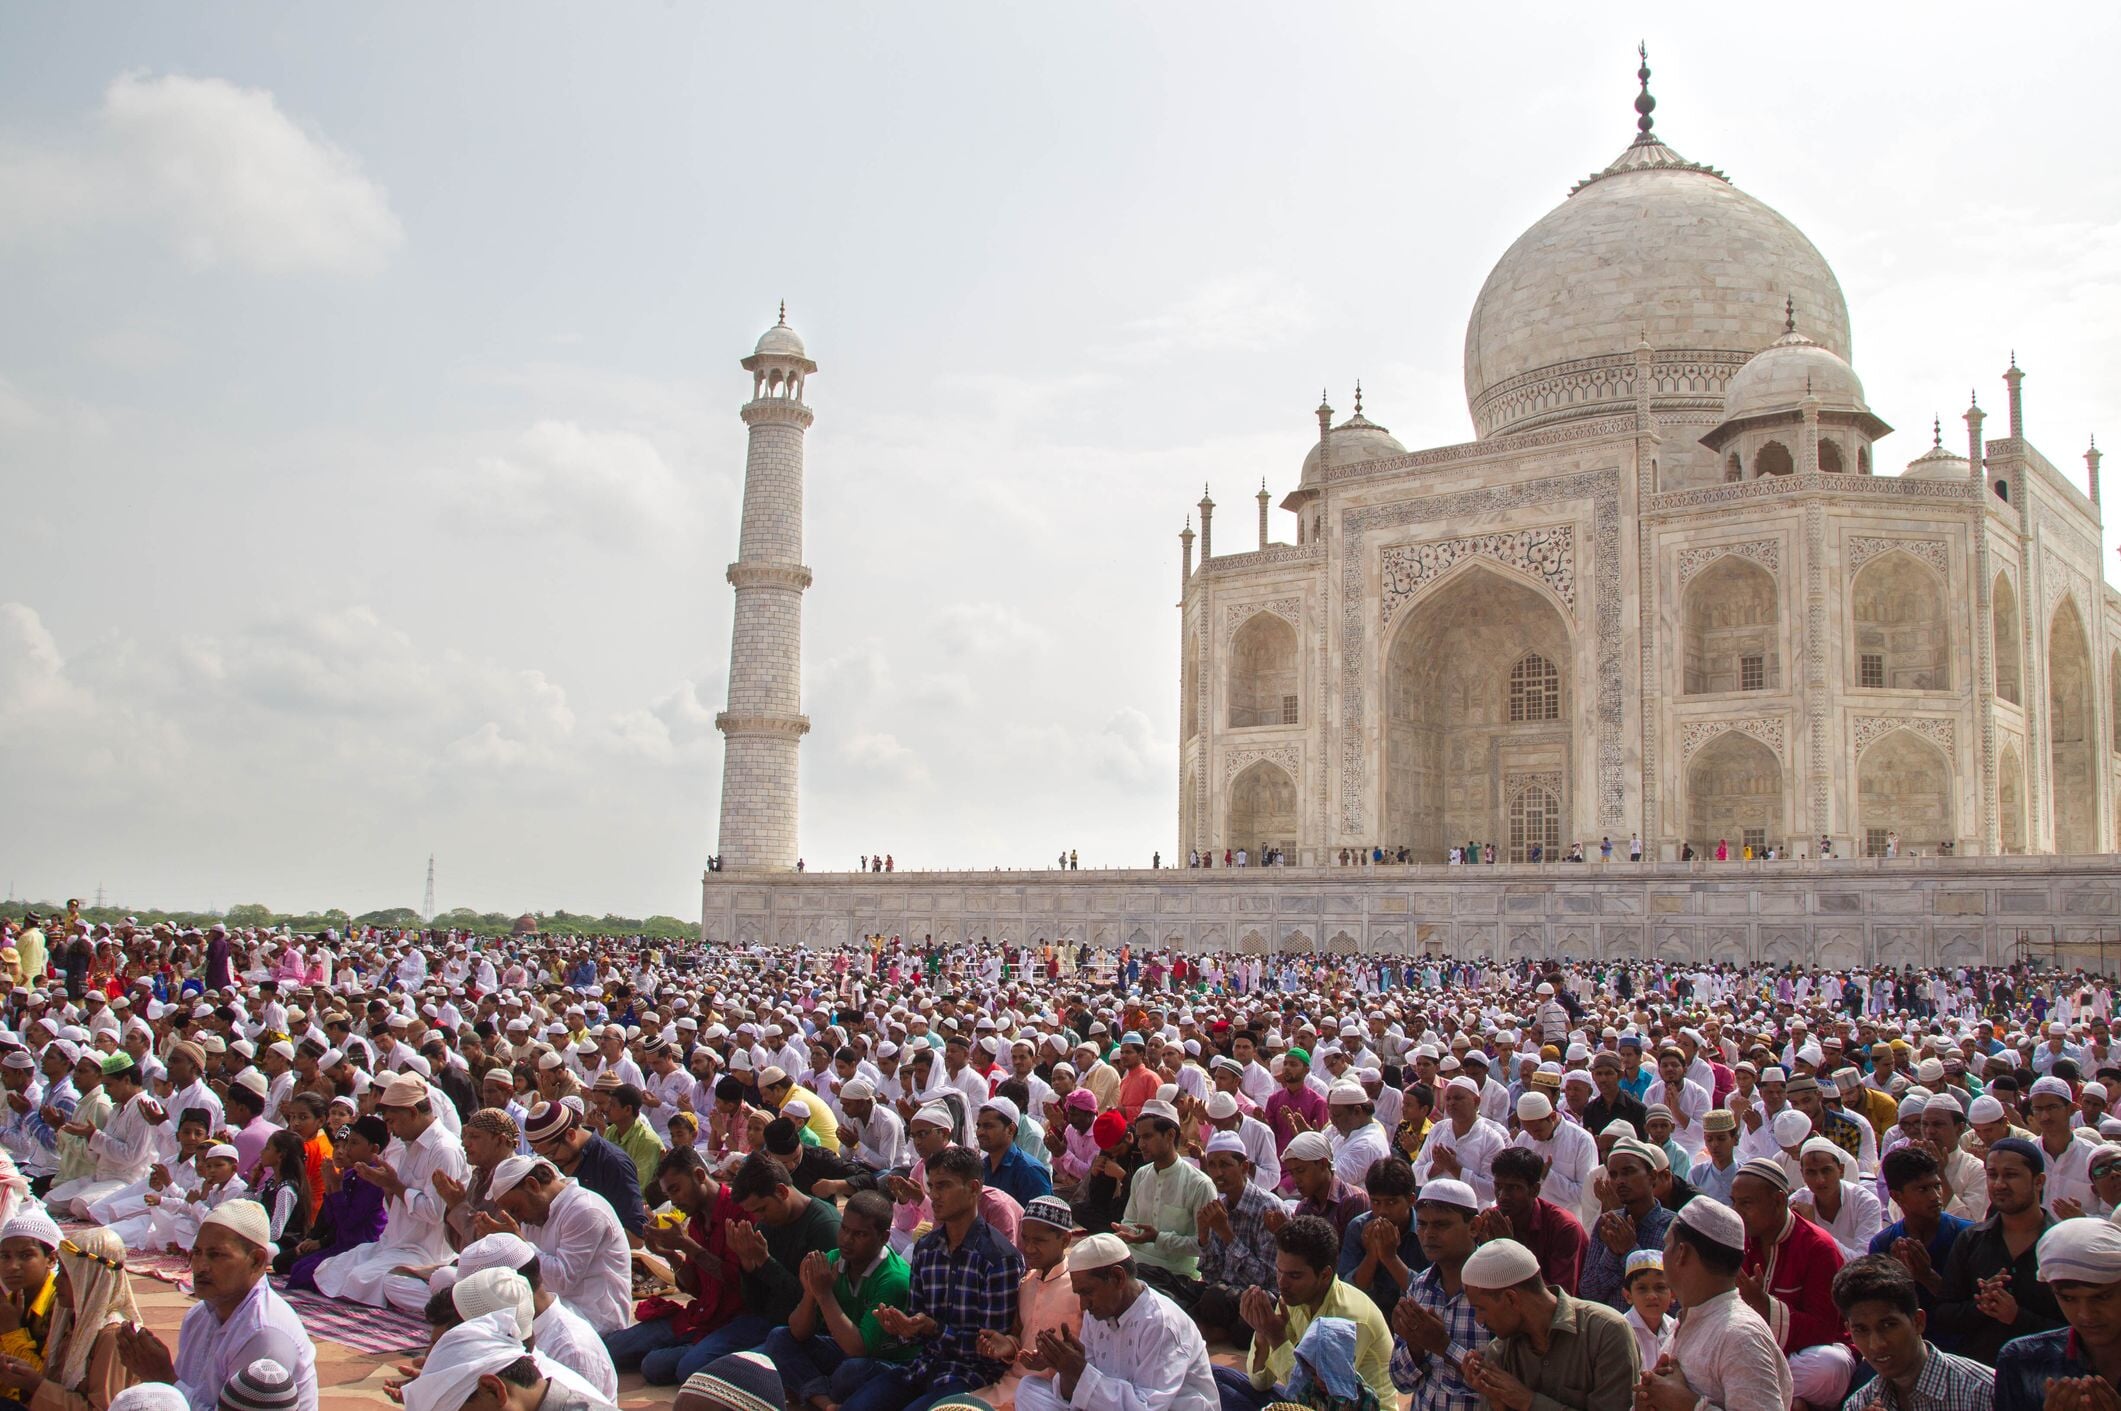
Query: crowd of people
2,909,2121,1411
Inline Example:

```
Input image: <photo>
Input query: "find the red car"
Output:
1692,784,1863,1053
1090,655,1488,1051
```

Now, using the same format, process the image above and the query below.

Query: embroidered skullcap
110,1388,189,1411
1675,1195,1745,1250
1734,1157,1791,1192
522,1101,575,1144
218,1359,298,1411
780,1098,811,1121
1416,1178,1479,1211
1702,1109,1736,1134
452,1231,537,1283
1461,1238,1540,1288
451,1266,535,1335
1968,1094,2008,1124
1897,1094,1930,1119
204,1144,240,1164
1517,1092,1554,1121
1772,1109,1814,1147
1204,1130,1249,1158
2032,1076,2075,1102
980,1095,1020,1127
403,1312,531,1411
168,1040,206,1069
1205,1092,1240,1120
1283,1131,1333,1163
1562,1069,1594,1088
1022,1195,1077,1230
1625,1249,1665,1277
1136,1099,1180,1127
0,1208,60,1250
910,1102,954,1130
1607,1136,1668,1174
201,1198,276,1254
1760,1066,1787,1084
1065,1232,1131,1271
1645,1104,1674,1123
2038,1217,2121,1285
758,1066,788,1088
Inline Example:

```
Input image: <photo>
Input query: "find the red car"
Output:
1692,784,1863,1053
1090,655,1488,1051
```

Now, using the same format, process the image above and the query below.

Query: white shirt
1413,1116,1510,1202
1047,1283,1218,1411
88,1091,159,1184
381,1119,471,1264
1664,1286,1793,1411
2042,1133,2097,1217
640,1068,692,1140
1330,1119,1391,1186
527,1180,635,1334
849,1104,909,1172
534,1296,620,1401
1790,1179,1884,1261
1643,1077,1711,1132
1513,1120,1598,1213
1227,1114,1282,1192
172,1277,318,1411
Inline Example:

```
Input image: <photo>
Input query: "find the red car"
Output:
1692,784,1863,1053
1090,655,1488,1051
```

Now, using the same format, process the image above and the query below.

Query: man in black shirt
1930,1137,2063,1365
1584,1052,1648,1140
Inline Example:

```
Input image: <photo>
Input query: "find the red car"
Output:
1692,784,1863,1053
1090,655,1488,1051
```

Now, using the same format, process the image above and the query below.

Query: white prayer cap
403,1312,527,1411
486,1154,539,1199
0,1208,59,1249
758,1066,789,1087
2032,1076,2075,1102
2039,1218,2121,1285
1327,1081,1370,1107
780,1099,811,1121
1675,1196,1746,1251
451,1267,534,1336
1283,1132,1333,1163
1066,1232,1131,1272
1416,1178,1479,1212
980,1095,1020,1127
201,1198,275,1255
910,1103,954,1130
1517,1092,1554,1121
1897,1094,1930,1119
1760,1066,1788,1084
1204,1131,1248,1158
1205,1092,1240,1120
1772,1109,1814,1147
1968,1094,2008,1124
1137,1099,1180,1126
1924,1092,1966,1119
204,1144,240,1163
109,1387,189,1411
840,1078,875,1102
455,1232,537,1281
1799,1136,1853,1174
1447,1076,1480,1096
1461,1238,1541,1289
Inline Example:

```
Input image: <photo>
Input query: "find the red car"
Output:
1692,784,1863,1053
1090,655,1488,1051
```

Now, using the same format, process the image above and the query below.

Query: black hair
423,1287,462,1330
762,1117,802,1157
1275,1214,1339,1272
1831,1254,1921,1319
224,1086,264,1120
713,1076,745,1102
1879,1145,1940,1193
515,1253,542,1293
351,1114,390,1148
844,1190,894,1231
177,1106,213,1131
995,1078,1030,1109
656,1145,709,1180
924,1144,984,1187
609,1083,643,1115
729,1151,794,1202
1405,1081,1436,1112
1491,1147,1548,1186
1364,1158,1417,1199
1666,1217,1743,1275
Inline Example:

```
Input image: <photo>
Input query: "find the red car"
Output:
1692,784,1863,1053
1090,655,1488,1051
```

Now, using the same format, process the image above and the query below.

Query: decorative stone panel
1846,536,1949,577
1679,717,1787,761
1676,539,1780,591
1224,745,1301,783
1854,716,1956,757
1380,524,1577,624
1222,596,1303,643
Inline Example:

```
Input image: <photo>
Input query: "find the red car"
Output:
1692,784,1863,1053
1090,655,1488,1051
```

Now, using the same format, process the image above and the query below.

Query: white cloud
0,603,185,786
837,730,931,790
1107,272,1314,362
447,420,691,548
0,377,38,433
935,602,1050,656
0,72,402,274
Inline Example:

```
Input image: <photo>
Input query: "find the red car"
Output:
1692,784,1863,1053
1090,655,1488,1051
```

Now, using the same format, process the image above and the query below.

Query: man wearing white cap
1511,1090,1597,1214
115,1200,319,1411
1413,1077,1508,1203
1324,1082,1389,1187
834,1078,907,1174
1114,1100,1214,1288
1456,1237,1638,1411
2028,1075,2097,1218
1203,1091,1279,1193
1989,1217,2121,1408
312,1072,471,1313
1640,1197,1792,1411
1385,1178,1484,1411
1013,1231,1217,1411
403,1308,616,1411
485,1155,634,1335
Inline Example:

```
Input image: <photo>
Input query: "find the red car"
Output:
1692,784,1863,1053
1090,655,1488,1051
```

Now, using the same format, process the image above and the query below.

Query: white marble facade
1180,86,2120,866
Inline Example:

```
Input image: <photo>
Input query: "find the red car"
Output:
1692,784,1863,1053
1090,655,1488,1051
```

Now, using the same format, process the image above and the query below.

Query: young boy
1645,1105,1690,1179
978,1195,1083,1400
149,1141,246,1254
1833,1254,1993,1408
1622,1248,1673,1371
106,1108,214,1251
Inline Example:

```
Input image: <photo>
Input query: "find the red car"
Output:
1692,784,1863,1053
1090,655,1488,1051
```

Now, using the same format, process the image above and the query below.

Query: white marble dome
1300,411,1406,483
1463,135,1852,439
754,321,807,359
1722,330,1869,421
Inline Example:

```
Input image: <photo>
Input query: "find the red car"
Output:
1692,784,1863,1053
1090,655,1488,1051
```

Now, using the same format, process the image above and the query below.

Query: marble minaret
714,307,815,871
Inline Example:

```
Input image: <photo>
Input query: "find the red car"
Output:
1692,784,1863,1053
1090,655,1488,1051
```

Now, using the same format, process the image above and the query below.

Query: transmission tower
94,883,106,910
421,854,436,924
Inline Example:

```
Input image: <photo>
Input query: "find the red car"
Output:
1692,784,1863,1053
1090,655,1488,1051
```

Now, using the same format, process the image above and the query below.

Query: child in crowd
978,1196,1084,1403
104,1109,213,1252
148,1143,246,1254
1622,1248,1674,1370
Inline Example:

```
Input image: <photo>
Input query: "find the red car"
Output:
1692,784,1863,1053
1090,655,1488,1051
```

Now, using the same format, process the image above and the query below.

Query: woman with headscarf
0,1226,140,1411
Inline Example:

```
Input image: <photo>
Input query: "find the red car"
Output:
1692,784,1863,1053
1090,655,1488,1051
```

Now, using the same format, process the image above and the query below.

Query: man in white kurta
313,1073,469,1313
486,1155,634,1335
1015,1233,1217,1411
54,1063,158,1217
1511,1092,1599,1213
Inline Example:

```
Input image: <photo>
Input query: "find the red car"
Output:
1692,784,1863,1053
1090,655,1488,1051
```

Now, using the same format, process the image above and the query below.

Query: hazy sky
4,7,2118,918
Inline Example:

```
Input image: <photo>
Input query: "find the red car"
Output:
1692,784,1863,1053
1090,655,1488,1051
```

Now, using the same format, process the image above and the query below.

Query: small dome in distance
1721,325,1869,423
1902,417,1969,480
754,309,806,360
1300,385,1407,484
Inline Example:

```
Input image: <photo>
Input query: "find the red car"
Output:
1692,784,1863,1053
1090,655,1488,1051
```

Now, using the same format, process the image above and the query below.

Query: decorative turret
1965,392,1987,488
2005,354,2025,440
1197,484,1215,562
1180,517,1195,585
2090,436,2103,511
1257,479,1271,550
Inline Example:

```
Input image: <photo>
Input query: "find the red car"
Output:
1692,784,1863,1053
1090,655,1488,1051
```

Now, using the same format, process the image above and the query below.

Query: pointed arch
1993,571,2023,705
1755,441,1794,477
2050,598,2096,853
1181,630,1200,739
1226,759,1299,857
1685,731,1784,858
1682,556,1779,695
1852,550,1949,690
1819,439,1845,474
1999,741,2027,854
1228,612,1298,728
1858,728,1954,857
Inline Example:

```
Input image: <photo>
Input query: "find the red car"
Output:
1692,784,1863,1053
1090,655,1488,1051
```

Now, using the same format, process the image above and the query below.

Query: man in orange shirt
1115,1034,1160,1120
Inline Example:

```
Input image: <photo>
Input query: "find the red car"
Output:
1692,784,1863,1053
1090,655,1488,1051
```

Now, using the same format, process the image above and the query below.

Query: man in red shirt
1113,1033,1160,1120
1476,1146,1588,1294
1730,1157,1856,1408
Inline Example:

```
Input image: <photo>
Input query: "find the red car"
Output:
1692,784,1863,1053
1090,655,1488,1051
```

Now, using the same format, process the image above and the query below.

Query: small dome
754,322,806,359
1720,330,1869,422
1903,421,1969,480
1300,411,1406,483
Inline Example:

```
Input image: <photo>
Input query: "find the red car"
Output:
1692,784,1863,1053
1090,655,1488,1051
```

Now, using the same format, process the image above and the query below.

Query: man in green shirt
1114,1098,1215,1289
1459,1237,1639,1411
1219,1213,1396,1411
759,1190,913,1411
597,1081,666,1200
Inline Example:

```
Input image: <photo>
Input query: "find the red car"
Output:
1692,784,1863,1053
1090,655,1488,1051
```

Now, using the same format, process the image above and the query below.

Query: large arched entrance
1682,556,1779,695
1227,614,1298,728
2050,599,2096,853
1226,760,1298,857
1685,732,1783,857
1852,551,1949,690
1858,729,1953,856
1382,566,1573,859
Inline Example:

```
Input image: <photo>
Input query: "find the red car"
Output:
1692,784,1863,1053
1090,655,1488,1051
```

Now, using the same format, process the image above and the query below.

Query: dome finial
1634,41,1656,140
1784,295,1795,335
1933,415,1942,449
1353,380,1364,415
777,300,787,327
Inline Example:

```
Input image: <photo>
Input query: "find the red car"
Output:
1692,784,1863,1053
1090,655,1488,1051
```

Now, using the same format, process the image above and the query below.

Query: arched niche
1851,551,1949,690
2050,599,2096,853
1682,556,1779,695
1181,632,1200,739
1685,731,1784,857
1999,742,2027,854
1858,729,1953,856
1993,572,2023,705
1383,565,1573,861
1228,613,1298,728
1819,439,1845,474
1226,760,1298,856
1507,781,1562,862
1755,441,1794,477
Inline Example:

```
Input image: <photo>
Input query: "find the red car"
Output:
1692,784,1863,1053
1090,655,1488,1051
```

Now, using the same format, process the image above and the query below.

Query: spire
1784,295,1795,335
1353,380,1364,416
1634,41,1656,141
1933,415,1942,449
777,300,787,327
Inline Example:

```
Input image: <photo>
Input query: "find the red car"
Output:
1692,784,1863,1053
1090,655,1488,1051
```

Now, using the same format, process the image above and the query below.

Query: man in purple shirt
224,1073,281,1173
1263,1048,1327,1156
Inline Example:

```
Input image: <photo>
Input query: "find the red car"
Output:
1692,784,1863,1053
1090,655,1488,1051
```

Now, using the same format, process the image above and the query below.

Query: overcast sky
4,7,2118,918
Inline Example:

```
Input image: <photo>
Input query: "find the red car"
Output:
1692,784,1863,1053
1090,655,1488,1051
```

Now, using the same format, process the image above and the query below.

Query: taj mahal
700,57,2121,965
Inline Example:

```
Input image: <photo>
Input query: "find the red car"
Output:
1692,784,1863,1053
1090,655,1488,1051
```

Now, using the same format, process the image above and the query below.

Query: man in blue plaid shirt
843,1145,1023,1411
1389,1178,1484,1411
